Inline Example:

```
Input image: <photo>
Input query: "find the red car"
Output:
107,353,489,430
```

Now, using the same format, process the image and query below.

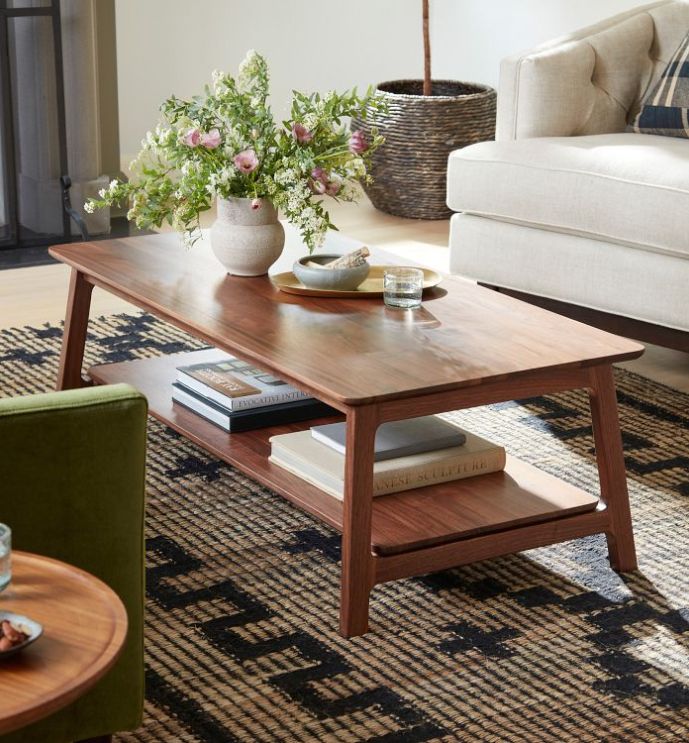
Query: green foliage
86,51,384,251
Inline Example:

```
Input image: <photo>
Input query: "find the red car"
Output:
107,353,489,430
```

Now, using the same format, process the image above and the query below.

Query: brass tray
271,265,442,298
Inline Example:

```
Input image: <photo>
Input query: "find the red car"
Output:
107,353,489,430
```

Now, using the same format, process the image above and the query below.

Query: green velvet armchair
0,384,147,743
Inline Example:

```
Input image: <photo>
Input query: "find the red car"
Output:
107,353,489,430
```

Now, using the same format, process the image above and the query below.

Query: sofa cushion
497,2,689,140
449,213,689,332
631,29,689,138
447,132,689,259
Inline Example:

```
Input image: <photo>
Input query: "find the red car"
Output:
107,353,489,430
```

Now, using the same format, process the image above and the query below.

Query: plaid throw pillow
631,30,689,138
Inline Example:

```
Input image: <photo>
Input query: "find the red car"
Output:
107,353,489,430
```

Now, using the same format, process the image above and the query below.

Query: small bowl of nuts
0,612,43,658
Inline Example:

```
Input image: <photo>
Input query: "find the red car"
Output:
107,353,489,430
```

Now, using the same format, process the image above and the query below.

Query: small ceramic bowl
0,611,43,659
293,254,370,291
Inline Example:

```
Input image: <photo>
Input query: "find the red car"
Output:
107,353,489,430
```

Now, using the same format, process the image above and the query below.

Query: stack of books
172,351,335,432
269,416,506,499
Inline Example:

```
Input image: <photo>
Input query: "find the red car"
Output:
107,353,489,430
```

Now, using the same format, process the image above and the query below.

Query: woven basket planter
355,80,497,220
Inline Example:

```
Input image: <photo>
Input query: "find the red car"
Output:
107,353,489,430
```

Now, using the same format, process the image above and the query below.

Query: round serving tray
271,265,441,298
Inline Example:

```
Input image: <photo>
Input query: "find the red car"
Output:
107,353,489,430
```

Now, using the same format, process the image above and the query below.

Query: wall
114,0,656,159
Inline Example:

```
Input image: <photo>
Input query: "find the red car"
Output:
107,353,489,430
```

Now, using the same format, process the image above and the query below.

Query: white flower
302,113,318,130
274,168,298,186
287,194,303,212
237,49,263,93
83,201,95,213
238,49,259,75
344,157,366,178
98,188,106,198
339,180,361,201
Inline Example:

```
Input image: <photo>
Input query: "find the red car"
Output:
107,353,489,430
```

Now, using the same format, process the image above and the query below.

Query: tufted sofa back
497,0,689,140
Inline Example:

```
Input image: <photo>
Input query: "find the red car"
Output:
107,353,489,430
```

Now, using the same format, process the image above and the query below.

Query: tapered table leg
588,365,637,571
340,404,378,637
56,269,93,390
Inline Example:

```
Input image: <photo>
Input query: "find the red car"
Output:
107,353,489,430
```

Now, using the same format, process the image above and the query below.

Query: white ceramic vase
210,197,285,276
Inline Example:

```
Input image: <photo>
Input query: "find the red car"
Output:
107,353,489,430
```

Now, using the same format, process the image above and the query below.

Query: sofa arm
0,384,147,742
496,0,687,140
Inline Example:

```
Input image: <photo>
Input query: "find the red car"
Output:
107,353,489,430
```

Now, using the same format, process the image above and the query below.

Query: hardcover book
176,351,310,411
269,428,505,500
311,415,466,461
172,383,335,433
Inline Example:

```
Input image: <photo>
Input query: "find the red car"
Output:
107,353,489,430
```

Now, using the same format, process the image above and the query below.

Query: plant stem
423,0,432,96
315,147,350,162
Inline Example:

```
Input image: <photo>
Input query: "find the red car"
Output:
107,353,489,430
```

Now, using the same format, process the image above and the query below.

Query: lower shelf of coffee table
90,350,600,556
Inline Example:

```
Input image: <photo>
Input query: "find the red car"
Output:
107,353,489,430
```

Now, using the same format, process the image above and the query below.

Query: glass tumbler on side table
0,524,10,592
384,267,424,309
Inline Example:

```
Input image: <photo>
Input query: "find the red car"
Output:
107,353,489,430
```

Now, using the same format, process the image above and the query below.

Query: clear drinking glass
0,524,10,592
383,267,424,309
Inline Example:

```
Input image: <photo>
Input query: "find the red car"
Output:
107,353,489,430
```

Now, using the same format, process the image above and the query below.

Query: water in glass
384,267,424,309
0,524,10,592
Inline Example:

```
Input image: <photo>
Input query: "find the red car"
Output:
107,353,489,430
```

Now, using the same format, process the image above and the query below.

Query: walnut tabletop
0,551,128,735
49,231,643,407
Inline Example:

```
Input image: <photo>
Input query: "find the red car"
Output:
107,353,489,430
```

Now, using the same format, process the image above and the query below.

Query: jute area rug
3,313,689,742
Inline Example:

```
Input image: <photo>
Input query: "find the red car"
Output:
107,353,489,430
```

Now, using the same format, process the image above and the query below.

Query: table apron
373,366,593,423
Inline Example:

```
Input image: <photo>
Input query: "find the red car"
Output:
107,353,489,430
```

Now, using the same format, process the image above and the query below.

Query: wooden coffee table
0,551,127,735
49,231,643,637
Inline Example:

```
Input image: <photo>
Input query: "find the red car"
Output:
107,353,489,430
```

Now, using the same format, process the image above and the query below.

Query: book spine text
372,450,506,495
232,390,311,410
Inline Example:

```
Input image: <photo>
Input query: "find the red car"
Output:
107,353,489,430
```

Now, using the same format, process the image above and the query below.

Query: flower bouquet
87,51,383,274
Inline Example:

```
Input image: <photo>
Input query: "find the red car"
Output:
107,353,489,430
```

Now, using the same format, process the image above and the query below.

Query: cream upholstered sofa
447,0,689,347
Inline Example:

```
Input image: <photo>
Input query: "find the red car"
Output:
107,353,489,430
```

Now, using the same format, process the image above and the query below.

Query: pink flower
291,122,314,144
325,179,341,196
251,198,262,210
309,166,340,197
348,129,368,154
182,128,201,147
201,128,221,149
309,167,328,195
233,149,259,174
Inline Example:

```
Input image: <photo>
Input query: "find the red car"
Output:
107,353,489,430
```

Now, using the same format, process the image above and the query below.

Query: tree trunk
422,0,431,95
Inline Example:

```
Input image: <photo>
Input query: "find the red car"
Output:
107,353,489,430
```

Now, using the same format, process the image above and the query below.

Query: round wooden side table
0,551,128,736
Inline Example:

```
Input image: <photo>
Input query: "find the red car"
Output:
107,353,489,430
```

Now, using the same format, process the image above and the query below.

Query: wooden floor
1,198,687,392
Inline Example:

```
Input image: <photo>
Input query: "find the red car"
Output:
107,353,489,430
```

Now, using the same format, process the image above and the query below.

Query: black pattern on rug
2,313,689,742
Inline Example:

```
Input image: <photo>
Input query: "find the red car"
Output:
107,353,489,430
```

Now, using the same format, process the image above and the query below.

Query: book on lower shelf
172,383,336,432
176,350,311,411
311,415,467,461
269,426,506,500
